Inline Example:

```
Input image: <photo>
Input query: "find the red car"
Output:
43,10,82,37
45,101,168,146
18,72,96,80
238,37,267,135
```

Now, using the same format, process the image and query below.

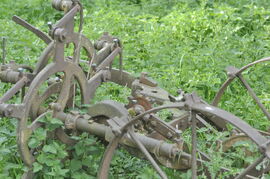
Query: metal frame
0,1,269,178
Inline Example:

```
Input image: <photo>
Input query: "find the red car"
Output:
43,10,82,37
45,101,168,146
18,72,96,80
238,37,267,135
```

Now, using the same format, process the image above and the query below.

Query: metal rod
21,87,25,103
120,103,185,132
72,83,76,108
235,155,265,179
118,40,123,81
96,47,121,71
53,4,80,29
212,77,234,106
129,131,168,179
2,37,6,64
0,76,28,103
191,111,197,179
95,44,112,65
12,16,52,44
55,111,186,164
238,74,270,121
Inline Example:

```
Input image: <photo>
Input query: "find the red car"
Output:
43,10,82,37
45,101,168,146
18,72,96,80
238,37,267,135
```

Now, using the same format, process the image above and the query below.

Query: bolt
167,132,173,138
55,76,60,82
54,28,67,42
177,89,183,94
88,119,94,124
18,68,25,77
91,63,97,71
47,21,52,30
113,39,118,44
175,129,182,137
17,67,23,72
67,56,72,60
17,68,24,74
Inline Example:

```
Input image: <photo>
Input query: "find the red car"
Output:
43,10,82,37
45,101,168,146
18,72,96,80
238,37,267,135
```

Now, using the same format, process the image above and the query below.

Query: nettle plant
29,113,103,179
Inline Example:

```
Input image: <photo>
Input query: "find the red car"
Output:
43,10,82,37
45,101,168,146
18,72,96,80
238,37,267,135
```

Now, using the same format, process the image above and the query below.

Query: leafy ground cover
0,0,270,178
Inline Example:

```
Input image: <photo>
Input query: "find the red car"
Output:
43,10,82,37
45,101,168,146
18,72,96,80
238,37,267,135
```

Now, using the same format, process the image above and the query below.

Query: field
0,0,270,178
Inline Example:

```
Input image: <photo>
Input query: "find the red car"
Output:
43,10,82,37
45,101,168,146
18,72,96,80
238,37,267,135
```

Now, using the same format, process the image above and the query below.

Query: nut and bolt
55,76,60,82
47,21,53,30
113,39,119,44
18,68,24,77
88,119,94,124
175,129,182,137
167,132,173,138
17,68,24,73
91,63,97,71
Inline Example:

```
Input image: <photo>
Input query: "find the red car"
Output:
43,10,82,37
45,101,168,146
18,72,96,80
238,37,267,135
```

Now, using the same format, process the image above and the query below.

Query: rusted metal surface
0,0,270,179
2,37,6,64
12,16,52,44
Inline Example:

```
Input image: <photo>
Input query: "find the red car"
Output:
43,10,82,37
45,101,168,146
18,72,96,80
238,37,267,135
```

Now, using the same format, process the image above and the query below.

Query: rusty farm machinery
1,0,270,178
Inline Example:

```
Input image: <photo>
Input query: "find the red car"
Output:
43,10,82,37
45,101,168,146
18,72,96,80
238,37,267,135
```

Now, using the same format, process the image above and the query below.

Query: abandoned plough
1,0,270,178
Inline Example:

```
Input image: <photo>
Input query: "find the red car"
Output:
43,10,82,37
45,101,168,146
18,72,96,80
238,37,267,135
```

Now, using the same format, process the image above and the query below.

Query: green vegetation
0,0,270,178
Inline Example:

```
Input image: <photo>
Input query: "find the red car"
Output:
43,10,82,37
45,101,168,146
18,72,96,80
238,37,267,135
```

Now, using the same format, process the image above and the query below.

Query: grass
0,0,270,178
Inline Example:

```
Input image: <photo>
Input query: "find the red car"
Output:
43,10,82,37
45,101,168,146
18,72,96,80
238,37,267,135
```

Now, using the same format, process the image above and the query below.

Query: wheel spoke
235,155,265,179
29,111,52,131
57,72,73,111
0,76,28,103
191,111,197,179
129,130,168,179
238,74,270,121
